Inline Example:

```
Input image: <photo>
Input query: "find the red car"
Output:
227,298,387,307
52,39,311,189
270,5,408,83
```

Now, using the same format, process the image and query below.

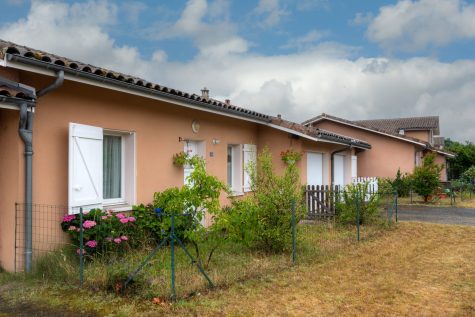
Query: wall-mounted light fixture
212,138,220,145
191,120,200,133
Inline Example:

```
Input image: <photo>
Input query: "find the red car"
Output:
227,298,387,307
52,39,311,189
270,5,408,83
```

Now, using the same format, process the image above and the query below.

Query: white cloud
121,1,147,24
151,0,248,57
295,0,329,11
351,12,373,26
366,0,475,52
0,0,149,74
253,0,289,28
281,29,329,50
1,0,475,142
7,0,24,6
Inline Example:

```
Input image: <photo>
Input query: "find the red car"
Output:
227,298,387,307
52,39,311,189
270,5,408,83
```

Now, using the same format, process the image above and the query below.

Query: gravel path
397,205,475,226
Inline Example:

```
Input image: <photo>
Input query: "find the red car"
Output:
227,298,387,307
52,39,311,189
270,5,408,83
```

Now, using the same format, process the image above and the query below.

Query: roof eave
311,115,427,147
4,53,272,124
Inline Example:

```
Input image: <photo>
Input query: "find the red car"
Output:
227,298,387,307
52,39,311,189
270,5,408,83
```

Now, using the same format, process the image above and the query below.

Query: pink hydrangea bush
60,209,139,256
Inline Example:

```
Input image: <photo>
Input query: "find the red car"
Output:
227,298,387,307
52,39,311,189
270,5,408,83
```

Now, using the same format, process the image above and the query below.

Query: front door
184,140,205,185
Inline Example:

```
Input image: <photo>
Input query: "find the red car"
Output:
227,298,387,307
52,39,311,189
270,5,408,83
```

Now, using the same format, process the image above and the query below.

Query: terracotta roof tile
270,116,371,149
356,116,439,134
0,39,271,122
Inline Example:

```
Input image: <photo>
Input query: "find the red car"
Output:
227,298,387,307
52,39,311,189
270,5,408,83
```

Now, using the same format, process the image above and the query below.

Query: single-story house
302,113,455,181
0,40,370,271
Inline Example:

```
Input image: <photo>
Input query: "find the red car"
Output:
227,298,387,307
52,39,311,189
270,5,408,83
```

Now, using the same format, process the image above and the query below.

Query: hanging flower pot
172,151,189,167
280,149,302,165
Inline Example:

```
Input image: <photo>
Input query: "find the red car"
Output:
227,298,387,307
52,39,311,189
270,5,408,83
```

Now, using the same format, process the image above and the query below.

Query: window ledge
103,203,133,212
228,191,244,197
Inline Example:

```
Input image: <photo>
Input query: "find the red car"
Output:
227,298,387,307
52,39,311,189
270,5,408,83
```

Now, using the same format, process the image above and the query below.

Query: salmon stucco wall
23,77,262,209
312,120,422,179
434,153,448,182
0,70,300,270
256,126,350,185
256,125,303,177
0,108,23,271
405,130,430,143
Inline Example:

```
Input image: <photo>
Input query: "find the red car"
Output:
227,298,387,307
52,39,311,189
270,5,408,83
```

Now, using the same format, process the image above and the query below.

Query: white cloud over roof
366,0,475,52
1,0,474,142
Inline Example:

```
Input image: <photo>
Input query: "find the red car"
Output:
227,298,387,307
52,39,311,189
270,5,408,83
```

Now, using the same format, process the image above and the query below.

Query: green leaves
133,155,228,266
221,147,305,253
445,139,475,179
412,153,443,202
336,183,381,225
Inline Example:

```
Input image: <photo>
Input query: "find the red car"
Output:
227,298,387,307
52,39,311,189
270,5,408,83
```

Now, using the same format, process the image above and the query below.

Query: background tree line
444,139,475,180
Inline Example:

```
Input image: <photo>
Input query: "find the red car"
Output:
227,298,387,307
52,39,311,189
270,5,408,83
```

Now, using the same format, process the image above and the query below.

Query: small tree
218,147,305,252
133,155,228,267
412,153,443,202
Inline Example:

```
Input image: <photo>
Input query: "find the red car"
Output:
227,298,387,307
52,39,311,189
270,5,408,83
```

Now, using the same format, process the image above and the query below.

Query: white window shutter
351,155,357,179
69,123,103,214
242,144,257,192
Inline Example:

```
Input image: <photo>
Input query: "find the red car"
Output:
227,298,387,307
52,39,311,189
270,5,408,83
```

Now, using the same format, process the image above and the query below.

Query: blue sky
1,0,475,141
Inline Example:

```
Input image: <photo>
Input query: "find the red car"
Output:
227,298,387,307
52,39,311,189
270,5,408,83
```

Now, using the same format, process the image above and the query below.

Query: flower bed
61,209,138,255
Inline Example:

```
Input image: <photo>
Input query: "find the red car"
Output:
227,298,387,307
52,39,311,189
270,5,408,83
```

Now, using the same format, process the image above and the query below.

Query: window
415,151,423,167
227,144,256,194
69,123,135,214
103,134,123,202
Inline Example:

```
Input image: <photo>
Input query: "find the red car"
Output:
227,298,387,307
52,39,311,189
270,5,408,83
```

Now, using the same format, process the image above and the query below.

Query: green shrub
461,166,475,184
133,155,228,267
215,200,259,249
392,169,413,197
412,153,443,202
219,147,305,253
336,183,381,225
378,178,394,195
380,169,413,197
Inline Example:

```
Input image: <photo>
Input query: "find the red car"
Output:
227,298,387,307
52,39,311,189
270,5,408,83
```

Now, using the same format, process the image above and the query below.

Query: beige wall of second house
313,120,421,178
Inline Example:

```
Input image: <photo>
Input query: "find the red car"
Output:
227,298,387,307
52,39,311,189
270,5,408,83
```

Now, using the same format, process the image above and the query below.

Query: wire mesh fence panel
15,203,69,272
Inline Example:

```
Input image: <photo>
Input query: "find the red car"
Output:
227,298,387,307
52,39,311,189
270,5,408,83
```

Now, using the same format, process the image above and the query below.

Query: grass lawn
1,222,474,316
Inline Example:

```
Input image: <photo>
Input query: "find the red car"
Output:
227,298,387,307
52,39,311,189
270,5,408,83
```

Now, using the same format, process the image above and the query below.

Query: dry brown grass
163,222,475,316
399,195,475,208
1,222,474,316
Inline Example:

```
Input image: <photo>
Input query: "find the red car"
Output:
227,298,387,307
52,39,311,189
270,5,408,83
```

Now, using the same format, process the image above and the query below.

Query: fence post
356,190,360,242
394,191,398,223
291,199,296,265
170,210,176,301
79,207,84,287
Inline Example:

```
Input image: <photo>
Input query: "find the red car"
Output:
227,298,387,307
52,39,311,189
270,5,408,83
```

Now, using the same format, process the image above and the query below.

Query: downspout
17,70,64,273
18,103,33,273
331,145,351,186
37,71,64,97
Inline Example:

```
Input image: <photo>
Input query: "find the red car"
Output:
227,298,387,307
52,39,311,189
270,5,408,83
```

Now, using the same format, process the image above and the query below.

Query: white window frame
104,129,136,210
68,122,136,214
